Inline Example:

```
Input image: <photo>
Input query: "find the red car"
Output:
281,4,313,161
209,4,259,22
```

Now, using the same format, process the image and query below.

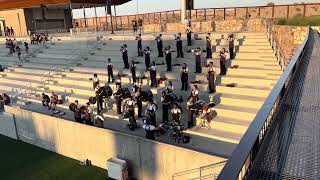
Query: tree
267,2,275,6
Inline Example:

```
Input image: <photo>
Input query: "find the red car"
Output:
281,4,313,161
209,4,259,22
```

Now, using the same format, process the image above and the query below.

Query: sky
72,0,319,18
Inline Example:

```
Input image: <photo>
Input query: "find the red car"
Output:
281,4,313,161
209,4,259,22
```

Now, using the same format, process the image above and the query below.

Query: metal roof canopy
0,0,131,10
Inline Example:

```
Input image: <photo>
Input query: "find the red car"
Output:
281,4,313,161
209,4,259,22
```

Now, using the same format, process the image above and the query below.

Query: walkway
248,31,320,179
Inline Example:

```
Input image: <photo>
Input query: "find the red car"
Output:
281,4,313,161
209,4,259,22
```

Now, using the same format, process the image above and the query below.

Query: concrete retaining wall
3,105,225,180
0,112,17,139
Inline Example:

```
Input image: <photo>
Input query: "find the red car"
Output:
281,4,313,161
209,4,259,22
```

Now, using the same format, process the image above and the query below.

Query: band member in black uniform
113,85,122,114
136,34,143,57
228,34,235,60
171,103,181,124
90,74,100,90
190,85,199,101
150,61,157,87
219,48,228,76
175,33,184,58
130,60,137,83
206,33,212,59
144,46,151,70
161,91,169,123
133,78,142,93
155,34,163,57
107,58,113,83
95,84,103,113
134,87,143,118
115,72,122,89
208,62,216,93
192,47,202,73
164,46,172,71
187,96,194,128
146,100,157,126
166,81,174,94
180,63,189,91
186,25,192,46
126,97,137,128
120,44,129,69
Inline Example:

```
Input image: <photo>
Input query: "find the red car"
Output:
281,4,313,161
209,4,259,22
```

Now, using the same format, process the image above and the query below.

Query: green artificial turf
0,135,106,180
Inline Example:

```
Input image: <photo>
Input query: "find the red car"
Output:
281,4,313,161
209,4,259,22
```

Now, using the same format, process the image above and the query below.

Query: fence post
195,9,198,20
234,8,237,18
303,4,306,17
246,7,248,19
258,7,261,17
173,11,175,23
204,9,207,21
214,9,216,20
287,5,290,19
223,8,226,20
272,6,275,19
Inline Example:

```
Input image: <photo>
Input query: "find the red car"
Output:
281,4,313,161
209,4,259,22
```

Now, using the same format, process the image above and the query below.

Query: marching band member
219,48,228,76
165,81,174,94
192,47,202,73
144,46,151,70
150,61,157,87
120,44,129,69
228,34,235,59
107,58,113,83
171,103,181,124
130,60,137,83
136,34,143,57
126,97,137,128
146,100,157,126
90,74,100,90
161,91,169,123
134,87,143,118
155,34,163,57
180,63,189,91
208,62,216,93
164,46,172,71
206,33,212,59
186,25,192,46
175,33,184,58
187,96,194,128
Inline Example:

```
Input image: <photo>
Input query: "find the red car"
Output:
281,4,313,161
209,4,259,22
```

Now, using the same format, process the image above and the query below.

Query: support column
181,0,186,23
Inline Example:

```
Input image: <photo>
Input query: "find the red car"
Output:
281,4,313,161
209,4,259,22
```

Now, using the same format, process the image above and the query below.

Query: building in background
0,0,131,36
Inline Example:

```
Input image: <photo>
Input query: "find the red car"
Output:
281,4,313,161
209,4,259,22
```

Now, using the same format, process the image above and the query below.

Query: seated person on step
42,93,50,107
49,92,58,110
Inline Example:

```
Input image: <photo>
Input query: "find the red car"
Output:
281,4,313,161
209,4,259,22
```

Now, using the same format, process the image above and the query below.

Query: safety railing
217,26,311,180
263,19,288,71
172,161,227,180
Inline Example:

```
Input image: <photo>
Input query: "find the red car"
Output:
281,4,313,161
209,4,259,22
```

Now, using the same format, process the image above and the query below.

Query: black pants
123,56,129,69
138,46,143,56
75,116,82,123
196,59,201,73
187,33,192,46
162,105,168,123
229,47,234,59
158,47,163,57
188,109,194,128
206,47,212,58
108,71,113,83
96,96,103,113
131,70,136,83
176,46,184,58
129,109,136,126
220,61,227,75
150,71,157,87
181,80,188,91
166,58,172,71
145,56,150,69
42,100,49,107
137,100,143,117
209,76,216,93
116,97,122,114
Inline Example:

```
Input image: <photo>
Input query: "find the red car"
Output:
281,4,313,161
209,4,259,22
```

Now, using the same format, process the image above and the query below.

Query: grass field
275,15,320,26
0,135,107,180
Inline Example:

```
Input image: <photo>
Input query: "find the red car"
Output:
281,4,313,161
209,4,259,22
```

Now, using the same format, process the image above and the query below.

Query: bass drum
99,86,112,98
89,97,97,105
115,87,131,99
140,90,153,102
69,103,77,112
194,100,205,112
166,93,178,103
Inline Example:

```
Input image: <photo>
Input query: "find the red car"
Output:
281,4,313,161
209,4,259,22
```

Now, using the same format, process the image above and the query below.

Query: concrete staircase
0,32,281,145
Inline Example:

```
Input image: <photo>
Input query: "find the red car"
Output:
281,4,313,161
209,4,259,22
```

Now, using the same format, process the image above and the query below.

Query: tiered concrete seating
0,32,281,145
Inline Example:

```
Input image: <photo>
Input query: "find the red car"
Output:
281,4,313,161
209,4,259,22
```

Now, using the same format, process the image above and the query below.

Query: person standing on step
175,33,184,58
228,34,235,60
192,47,202,73
180,63,189,91
155,34,163,57
107,58,114,83
190,85,199,102
113,85,123,115
206,33,212,59
187,96,195,128
135,87,143,118
126,97,137,128
16,46,21,61
208,62,216,93
136,34,143,57
144,46,151,70
161,91,169,123
186,25,192,46
24,42,29,54
90,74,100,90
164,46,172,71
150,61,157,87
219,48,228,76
130,60,137,83
121,44,129,69
95,84,103,114
171,103,181,124
146,99,157,126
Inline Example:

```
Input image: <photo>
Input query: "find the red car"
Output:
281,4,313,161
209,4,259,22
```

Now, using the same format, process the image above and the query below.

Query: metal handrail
172,161,227,180
217,26,311,180
263,19,288,71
